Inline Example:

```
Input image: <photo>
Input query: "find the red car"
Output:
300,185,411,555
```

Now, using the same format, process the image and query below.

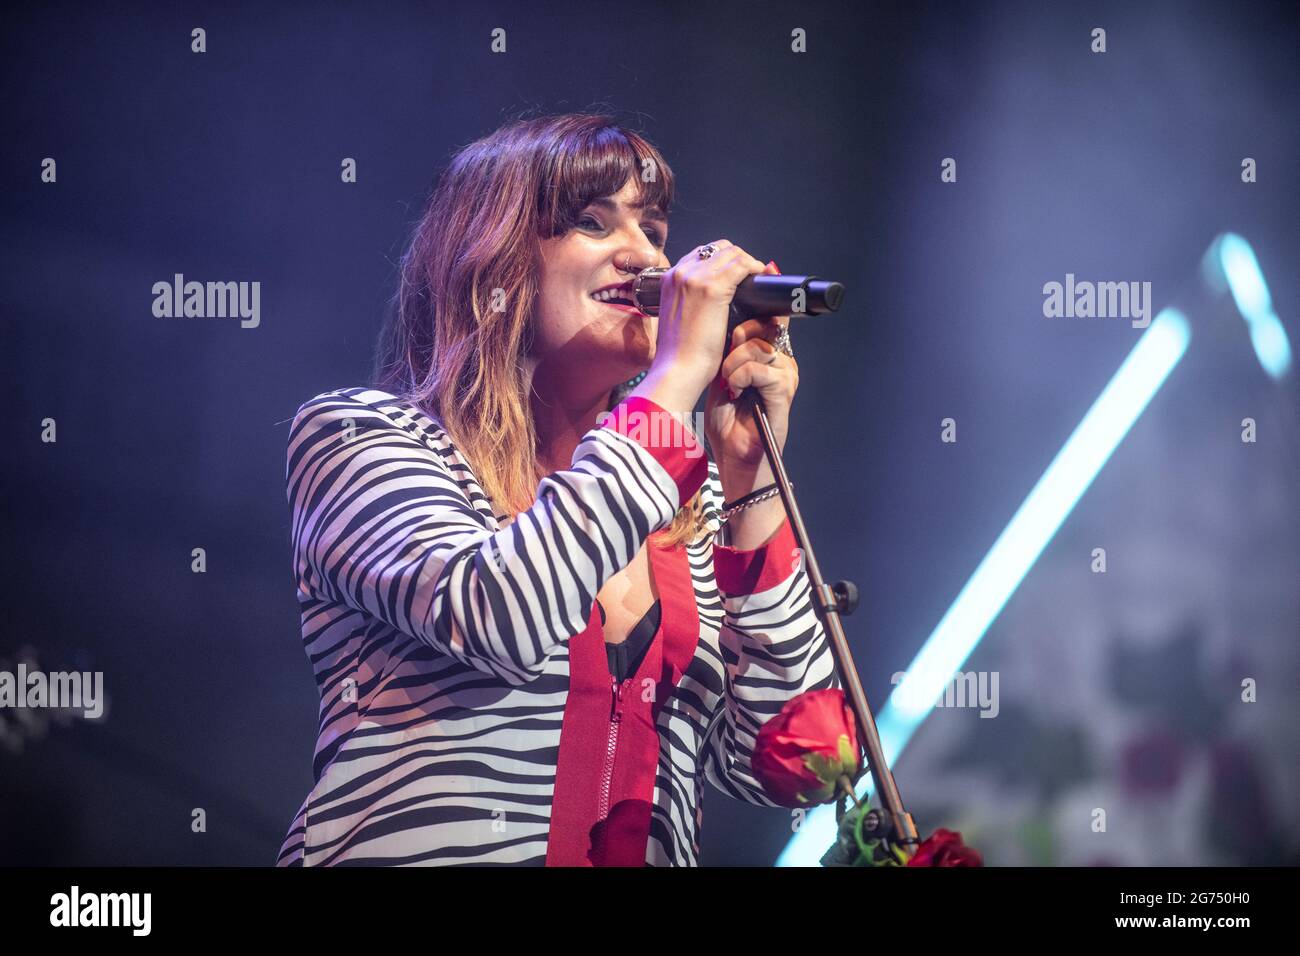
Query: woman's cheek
636,318,657,364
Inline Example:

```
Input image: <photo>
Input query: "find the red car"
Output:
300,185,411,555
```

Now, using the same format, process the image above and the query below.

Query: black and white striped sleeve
286,391,709,685
702,517,840,805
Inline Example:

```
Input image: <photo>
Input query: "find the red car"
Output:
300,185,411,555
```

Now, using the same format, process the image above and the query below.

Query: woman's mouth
590,289,648,316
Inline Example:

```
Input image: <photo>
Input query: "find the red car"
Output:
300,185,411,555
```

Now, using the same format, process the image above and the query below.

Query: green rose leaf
837,733,860,776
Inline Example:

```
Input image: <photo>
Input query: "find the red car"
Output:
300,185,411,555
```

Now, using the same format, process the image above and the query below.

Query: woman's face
533,177,671,388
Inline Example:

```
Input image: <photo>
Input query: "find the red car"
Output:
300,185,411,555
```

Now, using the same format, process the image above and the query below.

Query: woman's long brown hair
374,114,709,549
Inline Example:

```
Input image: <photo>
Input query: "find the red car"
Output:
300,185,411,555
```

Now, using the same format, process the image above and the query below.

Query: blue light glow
1217,233,1292,380
776,309,1192,867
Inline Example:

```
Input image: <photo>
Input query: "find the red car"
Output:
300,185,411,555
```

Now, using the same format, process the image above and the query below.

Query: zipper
597,676,629,821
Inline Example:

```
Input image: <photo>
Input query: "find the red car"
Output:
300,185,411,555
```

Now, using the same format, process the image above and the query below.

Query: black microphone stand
632,265,919,853
735,381,920,853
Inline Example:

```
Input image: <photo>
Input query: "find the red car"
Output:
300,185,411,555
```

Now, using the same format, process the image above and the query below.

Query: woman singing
277,113,836,866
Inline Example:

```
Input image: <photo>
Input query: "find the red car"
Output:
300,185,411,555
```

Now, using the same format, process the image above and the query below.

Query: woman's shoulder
293,384,432,421
290,385,458,456
289,385,499,521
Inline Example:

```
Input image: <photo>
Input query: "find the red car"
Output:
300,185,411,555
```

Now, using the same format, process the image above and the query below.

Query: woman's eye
575,214,663,248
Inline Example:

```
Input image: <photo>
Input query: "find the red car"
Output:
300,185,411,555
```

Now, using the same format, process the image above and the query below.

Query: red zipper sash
545,536,700,866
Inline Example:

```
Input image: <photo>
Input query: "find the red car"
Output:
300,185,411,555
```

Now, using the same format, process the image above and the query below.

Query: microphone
630,267,845,324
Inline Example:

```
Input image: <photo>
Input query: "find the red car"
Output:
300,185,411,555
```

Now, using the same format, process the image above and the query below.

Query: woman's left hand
704,261,798,488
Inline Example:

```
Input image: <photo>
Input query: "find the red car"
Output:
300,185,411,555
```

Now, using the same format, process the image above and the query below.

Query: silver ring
697,243,719,260
773,323,793,358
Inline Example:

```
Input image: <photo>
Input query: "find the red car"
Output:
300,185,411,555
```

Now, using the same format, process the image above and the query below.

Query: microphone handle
731,275,844,322
631,269,844,323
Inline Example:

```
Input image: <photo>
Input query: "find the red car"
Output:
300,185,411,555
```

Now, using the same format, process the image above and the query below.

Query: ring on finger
772,323,794,358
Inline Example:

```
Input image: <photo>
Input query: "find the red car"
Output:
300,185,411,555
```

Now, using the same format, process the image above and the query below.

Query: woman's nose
617,243,659,274
617,229,661,274
616,250,651,275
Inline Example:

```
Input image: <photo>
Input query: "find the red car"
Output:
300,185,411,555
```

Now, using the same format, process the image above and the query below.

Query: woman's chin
619,335,655,371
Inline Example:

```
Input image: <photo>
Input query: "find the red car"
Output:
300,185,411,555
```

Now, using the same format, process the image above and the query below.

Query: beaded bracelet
721,481,789,521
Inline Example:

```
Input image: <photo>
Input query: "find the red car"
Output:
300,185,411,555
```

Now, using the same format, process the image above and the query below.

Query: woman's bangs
542,125,673,236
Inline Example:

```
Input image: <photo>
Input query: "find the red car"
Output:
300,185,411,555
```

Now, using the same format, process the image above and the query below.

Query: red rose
753,689,861,807
906,828,983,867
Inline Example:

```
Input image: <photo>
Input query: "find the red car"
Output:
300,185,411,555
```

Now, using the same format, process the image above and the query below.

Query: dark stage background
3,0,1297,865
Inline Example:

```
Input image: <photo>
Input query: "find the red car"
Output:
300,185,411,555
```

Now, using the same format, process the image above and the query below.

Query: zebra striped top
276,386,837,866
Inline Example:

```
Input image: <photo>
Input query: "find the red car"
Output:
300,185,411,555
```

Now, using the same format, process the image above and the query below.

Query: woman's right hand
634,239,769,414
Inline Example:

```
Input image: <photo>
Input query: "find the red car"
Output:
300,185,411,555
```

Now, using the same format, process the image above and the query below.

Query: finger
730,314,789,350
720,336,779,379
731,249,769,279
685,247,770,315
680,244,751,290
726,261,789,349
707,245,755,277
729,317,767,349
697,241,763,274
674,239,733,270
726,358,797,401
704,247,764,286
